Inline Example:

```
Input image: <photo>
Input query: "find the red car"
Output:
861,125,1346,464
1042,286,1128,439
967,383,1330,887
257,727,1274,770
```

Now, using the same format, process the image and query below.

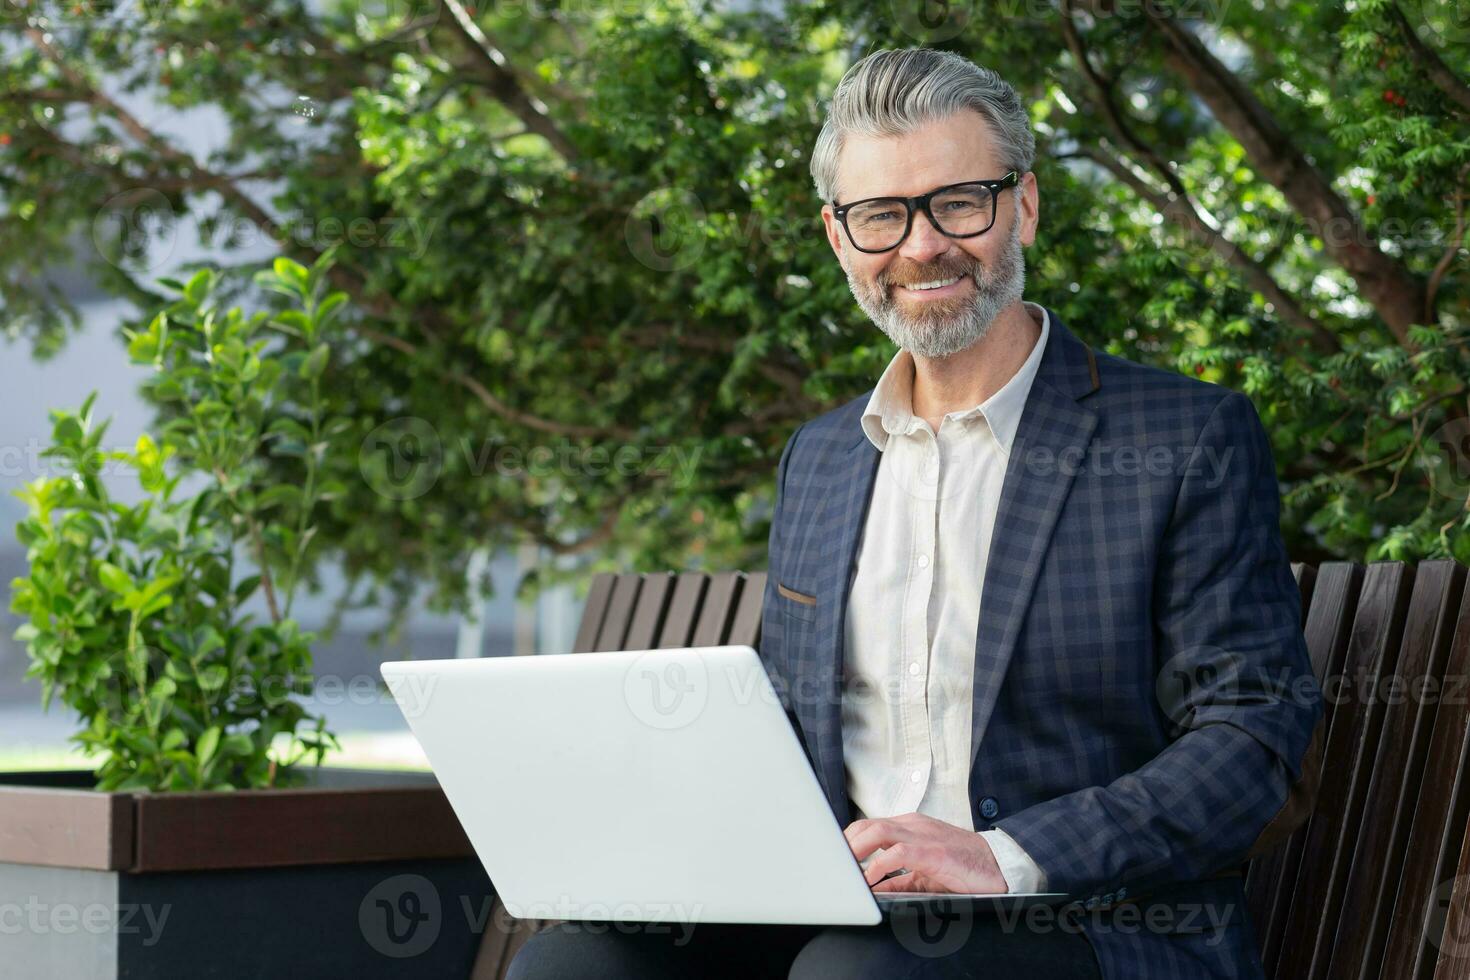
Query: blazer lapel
970,311,1101,773
808,432,880,826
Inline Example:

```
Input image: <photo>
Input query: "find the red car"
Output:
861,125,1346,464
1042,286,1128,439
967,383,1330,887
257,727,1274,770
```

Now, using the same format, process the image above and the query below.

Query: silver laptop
381,645,1068,926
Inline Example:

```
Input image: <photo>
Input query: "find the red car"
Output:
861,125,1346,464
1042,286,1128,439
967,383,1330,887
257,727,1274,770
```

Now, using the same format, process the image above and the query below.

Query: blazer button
978,797,999,820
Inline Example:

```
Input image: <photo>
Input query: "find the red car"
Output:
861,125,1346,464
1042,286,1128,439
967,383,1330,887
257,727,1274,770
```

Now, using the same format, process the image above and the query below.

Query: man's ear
1018,171,1040,248
820,205,847,264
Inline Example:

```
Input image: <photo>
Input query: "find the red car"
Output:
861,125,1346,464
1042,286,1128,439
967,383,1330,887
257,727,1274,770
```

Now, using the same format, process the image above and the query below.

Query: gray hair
809,48,1036,204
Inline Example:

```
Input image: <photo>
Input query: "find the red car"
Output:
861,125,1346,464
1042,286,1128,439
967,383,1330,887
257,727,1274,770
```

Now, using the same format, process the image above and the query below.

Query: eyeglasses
831,172,1020,253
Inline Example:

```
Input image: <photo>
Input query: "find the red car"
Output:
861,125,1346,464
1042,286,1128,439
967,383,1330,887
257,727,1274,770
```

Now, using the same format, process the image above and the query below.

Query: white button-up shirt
843,301,1050,893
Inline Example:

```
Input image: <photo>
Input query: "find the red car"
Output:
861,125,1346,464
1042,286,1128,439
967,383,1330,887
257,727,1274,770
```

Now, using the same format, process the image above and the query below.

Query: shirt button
916,555,930,569
910,770,922,783
978,796,999,819
908,662,921,676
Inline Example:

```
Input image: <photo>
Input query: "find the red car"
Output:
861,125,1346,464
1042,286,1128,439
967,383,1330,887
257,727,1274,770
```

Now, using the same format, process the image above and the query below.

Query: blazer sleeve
991,390,1325,899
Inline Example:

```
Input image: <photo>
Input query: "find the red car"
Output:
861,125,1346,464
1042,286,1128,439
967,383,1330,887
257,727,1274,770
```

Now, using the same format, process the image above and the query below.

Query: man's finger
845,820,908,861
872,871,936,893
862,842,923,886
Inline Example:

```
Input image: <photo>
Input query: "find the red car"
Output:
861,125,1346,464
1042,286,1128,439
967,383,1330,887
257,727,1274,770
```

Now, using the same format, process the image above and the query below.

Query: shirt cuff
979,827,1047,893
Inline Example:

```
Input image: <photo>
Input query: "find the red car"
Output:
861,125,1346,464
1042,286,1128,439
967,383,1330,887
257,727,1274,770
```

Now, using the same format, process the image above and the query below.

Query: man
511,46,1322,980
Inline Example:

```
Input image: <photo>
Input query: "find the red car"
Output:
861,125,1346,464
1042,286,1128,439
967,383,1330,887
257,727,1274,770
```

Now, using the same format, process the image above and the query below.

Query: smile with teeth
899,273,968,291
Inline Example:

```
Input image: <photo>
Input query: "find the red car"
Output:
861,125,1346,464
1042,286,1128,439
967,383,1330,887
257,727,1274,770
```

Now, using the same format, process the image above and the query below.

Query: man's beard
844,216,1026,359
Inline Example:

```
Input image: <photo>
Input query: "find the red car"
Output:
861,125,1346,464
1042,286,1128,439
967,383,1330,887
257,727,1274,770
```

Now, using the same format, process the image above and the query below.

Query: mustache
880,256,983,289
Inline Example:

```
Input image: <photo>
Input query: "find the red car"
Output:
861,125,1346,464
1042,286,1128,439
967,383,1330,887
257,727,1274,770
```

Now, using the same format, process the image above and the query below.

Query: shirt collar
860,301,1050,456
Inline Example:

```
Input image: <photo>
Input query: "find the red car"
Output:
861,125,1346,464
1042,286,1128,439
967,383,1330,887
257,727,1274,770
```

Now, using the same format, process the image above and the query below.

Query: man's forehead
833,111,1001,201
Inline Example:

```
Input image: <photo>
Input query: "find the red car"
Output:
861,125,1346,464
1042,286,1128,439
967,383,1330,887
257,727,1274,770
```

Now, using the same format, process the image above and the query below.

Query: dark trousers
505,905,1103,979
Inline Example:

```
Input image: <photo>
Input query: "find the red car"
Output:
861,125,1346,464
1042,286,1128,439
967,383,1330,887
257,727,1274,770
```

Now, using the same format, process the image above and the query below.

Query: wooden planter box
0,769,494,978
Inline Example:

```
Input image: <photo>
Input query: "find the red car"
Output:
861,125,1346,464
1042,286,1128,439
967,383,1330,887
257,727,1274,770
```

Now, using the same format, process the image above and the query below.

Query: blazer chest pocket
776,582,819,623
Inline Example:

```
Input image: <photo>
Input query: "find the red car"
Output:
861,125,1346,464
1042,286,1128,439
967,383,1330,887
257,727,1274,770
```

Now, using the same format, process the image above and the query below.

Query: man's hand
844,812,1009,894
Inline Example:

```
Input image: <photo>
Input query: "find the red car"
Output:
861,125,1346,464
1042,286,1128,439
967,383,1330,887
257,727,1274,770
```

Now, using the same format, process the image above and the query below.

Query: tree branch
1139,9,1429,349
1075,142,1342,355
1426,164,1469,323
437,0,580,161
1389,3,1470,116
21,25,629,443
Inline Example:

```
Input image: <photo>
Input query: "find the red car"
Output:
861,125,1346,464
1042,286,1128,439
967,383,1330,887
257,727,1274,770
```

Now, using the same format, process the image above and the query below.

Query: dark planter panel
0,770,496,978
118,857,493,978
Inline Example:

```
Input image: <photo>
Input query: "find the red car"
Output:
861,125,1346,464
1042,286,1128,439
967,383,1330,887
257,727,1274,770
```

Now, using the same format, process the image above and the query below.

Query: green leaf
273,257,309,295
315,292,348,329
196,726,221,768
299,343,330,379
184,269,213,306
97,562,134,595
197,664,229,692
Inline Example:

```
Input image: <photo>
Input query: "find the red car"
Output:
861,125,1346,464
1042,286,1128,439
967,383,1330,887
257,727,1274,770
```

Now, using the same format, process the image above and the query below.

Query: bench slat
1395,577,1470,980
657,573,710,649
1274,562,1416,980
691,571,743,647
624,572,674,650
728,571,767,647
570,573,616,654
1252,562,1362,974
1327,561,1466,980
592,572,643,652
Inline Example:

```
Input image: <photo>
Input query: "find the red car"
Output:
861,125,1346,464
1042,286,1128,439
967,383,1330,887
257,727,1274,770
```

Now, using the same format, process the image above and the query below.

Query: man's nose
897,209,951,264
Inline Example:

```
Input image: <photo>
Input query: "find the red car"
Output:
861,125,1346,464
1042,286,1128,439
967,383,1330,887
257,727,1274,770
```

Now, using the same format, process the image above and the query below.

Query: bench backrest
474,562,1470,980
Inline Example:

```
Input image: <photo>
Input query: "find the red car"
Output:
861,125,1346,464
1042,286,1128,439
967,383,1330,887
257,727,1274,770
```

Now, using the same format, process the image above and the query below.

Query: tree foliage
2,0,1467,627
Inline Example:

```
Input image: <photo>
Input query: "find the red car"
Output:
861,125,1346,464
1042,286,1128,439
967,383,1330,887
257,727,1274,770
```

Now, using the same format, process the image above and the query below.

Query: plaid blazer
758,306,1323,979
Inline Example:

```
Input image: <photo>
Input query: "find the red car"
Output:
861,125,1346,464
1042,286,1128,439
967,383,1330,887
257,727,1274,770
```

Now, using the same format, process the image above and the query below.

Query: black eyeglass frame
830,171,1021,254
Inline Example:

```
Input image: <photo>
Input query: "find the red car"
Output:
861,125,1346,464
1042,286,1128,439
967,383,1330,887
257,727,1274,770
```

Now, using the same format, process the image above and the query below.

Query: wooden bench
471,562,1470,980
